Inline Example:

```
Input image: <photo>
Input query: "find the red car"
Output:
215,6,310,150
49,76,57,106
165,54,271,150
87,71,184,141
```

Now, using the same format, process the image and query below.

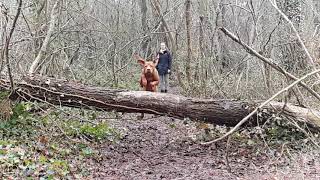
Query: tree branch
269,0,320,79
202,69,320,145
219,27,320,102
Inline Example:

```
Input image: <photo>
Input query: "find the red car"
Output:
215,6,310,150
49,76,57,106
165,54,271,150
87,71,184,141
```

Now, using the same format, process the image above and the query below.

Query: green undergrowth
0,98,121,179
195,115,317,155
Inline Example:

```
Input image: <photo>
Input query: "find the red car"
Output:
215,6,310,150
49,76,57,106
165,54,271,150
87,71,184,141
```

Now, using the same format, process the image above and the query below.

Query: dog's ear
134,53,143,60
138,59,145,66
134,53,145,66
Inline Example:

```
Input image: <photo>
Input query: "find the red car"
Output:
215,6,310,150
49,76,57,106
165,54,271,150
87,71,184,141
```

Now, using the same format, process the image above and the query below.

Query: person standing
155,42,172,93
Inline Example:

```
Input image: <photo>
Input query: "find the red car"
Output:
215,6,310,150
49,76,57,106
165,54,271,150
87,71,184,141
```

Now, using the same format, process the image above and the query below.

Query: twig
3,0,22,91
132,150,150,164
261,19,281,53
287,116,320,148
219,27,320,102
201,69,320,145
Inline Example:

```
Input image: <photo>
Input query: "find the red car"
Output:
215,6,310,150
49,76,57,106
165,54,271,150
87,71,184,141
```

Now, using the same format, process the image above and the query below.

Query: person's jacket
156,50,172,75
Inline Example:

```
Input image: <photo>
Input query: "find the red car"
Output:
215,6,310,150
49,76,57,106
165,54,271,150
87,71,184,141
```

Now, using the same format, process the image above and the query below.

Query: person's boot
161,90,165,93
164,89,168,93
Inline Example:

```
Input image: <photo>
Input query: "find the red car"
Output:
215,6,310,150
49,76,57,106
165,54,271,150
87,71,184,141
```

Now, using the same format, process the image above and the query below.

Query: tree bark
0,75,319,128
198,0,208,86
0,5,8,74
185,0,192,83
139,0,151,57
198,0,208,58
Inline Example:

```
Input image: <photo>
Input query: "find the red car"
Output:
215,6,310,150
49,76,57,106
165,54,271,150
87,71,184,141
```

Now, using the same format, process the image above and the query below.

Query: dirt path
83,114,320,179
81,86,320,179
92,115,237,179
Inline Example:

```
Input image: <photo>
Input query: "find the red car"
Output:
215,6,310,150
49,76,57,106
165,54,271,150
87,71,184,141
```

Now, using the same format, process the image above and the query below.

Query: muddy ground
76,113,320,180
74,86,320,179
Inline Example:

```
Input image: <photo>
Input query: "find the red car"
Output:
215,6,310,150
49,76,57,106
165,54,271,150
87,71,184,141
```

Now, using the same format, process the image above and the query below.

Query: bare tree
185,0,192,83
28,0,60,74
139,0,150,57
0,0,319,106
2,0,22,90
0,4,8,73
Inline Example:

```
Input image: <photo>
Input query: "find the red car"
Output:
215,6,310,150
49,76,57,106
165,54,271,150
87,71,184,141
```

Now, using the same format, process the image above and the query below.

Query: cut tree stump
0,75,319,128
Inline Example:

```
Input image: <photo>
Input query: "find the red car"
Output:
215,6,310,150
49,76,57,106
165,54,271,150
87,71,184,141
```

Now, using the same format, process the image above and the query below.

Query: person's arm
155,53,159,67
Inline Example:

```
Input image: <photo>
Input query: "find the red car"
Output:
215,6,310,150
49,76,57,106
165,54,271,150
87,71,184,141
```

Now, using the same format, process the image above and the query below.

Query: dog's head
135,54,156,74
138,60,156,74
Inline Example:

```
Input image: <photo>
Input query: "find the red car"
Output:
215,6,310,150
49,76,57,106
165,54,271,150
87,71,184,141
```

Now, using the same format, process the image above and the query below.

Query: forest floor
86,114,320,180
83,86,320,179
1,86,320,179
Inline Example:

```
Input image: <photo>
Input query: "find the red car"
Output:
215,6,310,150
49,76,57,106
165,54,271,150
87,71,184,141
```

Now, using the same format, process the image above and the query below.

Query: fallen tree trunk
0,75,319,127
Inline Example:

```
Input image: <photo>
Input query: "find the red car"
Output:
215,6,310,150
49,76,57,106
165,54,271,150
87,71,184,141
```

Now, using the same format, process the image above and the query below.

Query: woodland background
1,0,319,100
1,0,320,179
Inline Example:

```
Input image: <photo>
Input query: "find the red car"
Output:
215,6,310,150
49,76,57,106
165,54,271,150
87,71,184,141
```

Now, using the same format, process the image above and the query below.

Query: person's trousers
159,74,169,92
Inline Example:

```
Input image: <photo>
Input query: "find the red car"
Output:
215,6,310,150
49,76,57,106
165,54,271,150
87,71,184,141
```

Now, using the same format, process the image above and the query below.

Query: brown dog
135,54,159,92
134,54,159,120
